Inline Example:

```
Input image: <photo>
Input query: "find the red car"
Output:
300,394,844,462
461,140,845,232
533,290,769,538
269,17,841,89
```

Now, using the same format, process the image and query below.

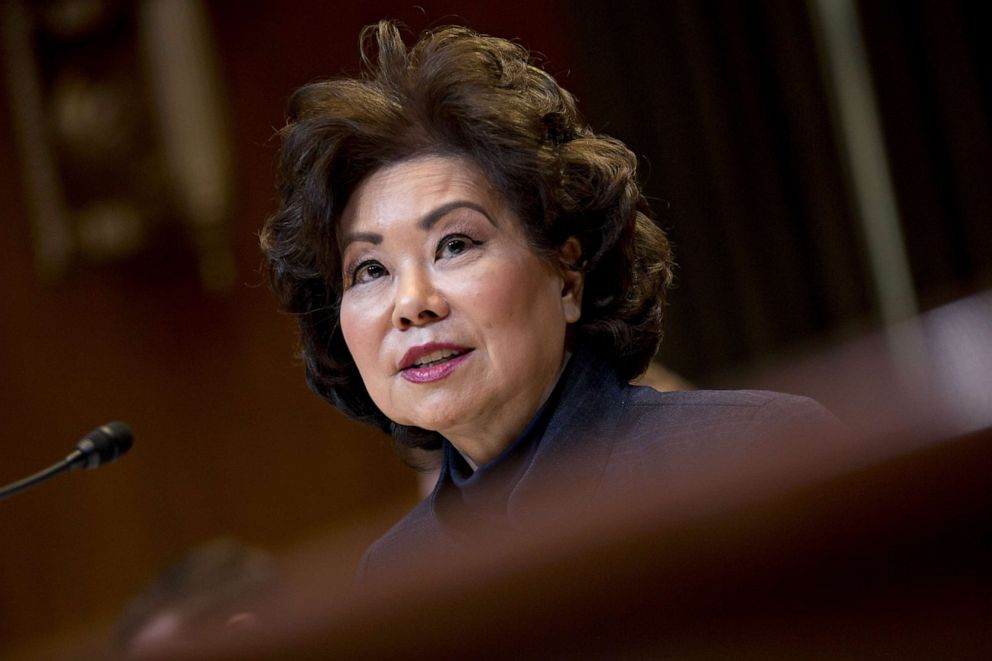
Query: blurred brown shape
115,538,278,657
131,294,992,659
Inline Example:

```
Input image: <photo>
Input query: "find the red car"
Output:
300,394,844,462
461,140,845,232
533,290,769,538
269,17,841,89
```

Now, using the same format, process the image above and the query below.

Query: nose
392,268,449,330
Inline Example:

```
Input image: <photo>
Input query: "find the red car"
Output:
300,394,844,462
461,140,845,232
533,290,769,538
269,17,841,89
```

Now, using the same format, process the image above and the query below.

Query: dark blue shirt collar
432,346,627,533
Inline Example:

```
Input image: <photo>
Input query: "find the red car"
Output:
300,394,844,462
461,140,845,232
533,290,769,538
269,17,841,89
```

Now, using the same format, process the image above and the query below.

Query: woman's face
338,156,583,464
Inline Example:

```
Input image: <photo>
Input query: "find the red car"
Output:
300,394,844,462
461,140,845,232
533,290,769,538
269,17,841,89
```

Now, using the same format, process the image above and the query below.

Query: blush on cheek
481,277,526,316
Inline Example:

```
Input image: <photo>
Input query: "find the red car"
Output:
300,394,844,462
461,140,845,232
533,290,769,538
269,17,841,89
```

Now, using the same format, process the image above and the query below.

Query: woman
261,21,835,578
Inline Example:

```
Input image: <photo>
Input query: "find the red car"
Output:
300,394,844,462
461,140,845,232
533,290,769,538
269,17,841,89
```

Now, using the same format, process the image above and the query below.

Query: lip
398,342,473,384
398,342,471,370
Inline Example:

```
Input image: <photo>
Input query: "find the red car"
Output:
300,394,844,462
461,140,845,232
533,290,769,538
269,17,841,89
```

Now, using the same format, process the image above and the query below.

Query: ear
558,237,584,323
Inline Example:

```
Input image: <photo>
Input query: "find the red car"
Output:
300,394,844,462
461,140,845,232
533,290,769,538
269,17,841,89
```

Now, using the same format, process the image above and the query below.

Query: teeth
412,349,461,367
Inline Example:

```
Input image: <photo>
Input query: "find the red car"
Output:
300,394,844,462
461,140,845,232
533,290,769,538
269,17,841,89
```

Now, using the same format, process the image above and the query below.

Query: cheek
339,296,379,372
462,266,530,328
340,298,403,419
467,260,563,339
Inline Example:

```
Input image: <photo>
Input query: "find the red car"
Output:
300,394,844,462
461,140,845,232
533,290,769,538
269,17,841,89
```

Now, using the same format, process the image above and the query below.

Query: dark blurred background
0,0,988,654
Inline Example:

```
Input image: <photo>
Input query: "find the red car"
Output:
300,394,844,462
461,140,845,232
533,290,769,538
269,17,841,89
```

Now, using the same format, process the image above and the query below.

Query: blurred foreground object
116,539,277,658
1,0,234,289
753,289,992,449
131,291,991,659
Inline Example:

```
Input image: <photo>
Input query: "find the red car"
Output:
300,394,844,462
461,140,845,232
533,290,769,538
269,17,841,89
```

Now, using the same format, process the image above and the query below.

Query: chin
399,390,469,423
411,416,459,436
382,409,451,436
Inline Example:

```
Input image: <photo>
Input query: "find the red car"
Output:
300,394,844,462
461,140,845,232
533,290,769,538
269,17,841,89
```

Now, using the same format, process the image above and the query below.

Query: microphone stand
0,458,73,501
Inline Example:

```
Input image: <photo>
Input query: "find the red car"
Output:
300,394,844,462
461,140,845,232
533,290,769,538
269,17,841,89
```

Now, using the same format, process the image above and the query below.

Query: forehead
340,156,502,233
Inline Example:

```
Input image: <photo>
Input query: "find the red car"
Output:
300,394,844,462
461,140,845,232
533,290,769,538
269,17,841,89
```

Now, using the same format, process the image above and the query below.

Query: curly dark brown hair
261,21,673,450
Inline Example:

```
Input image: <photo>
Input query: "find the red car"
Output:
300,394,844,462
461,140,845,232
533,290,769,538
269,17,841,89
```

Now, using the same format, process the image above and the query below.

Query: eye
436,234,481,260
351,260,388,285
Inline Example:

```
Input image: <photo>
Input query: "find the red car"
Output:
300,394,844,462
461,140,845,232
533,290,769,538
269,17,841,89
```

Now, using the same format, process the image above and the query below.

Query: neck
445,352,572,467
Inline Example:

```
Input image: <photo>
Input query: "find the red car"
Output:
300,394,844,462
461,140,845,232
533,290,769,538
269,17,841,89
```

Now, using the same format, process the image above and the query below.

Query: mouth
399,343,473,383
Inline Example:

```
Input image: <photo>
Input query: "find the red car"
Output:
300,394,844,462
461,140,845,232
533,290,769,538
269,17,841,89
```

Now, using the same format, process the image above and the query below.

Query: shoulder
607,386,841,465
624,386,832,426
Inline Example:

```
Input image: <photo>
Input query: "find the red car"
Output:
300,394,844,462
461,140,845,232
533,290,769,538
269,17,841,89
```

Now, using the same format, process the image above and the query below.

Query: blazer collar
430,345,629,532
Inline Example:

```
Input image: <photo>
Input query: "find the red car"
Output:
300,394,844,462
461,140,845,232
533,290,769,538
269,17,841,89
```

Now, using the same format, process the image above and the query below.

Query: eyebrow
340,201,496,252
340,232,382,252
419,201,497,230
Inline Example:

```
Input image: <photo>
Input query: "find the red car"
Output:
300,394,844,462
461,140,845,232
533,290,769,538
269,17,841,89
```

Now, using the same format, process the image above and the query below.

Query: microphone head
73,421,134,469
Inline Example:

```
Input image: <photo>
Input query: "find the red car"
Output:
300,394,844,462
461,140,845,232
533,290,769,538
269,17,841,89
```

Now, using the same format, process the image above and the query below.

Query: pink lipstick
399,343,473,383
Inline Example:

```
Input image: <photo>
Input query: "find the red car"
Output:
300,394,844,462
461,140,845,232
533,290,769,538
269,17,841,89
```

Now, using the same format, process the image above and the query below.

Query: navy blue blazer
360,347,837,580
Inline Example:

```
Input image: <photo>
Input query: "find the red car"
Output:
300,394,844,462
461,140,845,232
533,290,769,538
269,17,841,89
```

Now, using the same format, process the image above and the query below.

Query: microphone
0,421,134,501
65,421,134,469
